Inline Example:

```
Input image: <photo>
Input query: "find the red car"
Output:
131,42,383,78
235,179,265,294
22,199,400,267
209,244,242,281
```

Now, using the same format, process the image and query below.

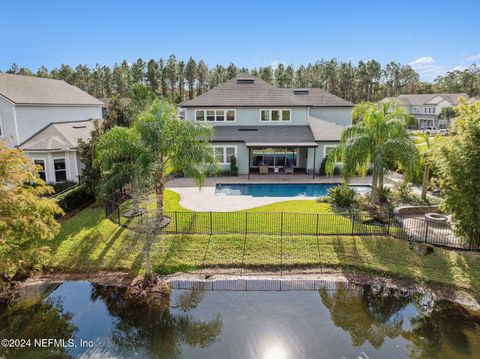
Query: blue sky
2,0,479,81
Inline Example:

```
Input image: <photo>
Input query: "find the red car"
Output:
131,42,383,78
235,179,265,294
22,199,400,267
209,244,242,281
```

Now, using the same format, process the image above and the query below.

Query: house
179,74,353,177
0,73,103,183
380,93,468,129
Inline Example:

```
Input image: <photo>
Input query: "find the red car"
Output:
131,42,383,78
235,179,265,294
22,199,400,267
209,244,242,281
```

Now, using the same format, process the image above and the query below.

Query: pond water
1,281,479,358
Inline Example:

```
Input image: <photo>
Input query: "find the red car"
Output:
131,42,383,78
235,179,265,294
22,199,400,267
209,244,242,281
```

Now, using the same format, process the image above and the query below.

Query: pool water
1,281,479,359
215,183,371,197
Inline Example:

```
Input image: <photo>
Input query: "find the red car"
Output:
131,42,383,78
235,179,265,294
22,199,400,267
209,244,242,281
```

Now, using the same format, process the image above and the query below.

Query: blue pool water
215,183,371,197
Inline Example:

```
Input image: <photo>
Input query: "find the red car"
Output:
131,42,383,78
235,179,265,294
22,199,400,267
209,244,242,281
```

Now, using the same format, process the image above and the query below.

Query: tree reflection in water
90,283,222,359
0,297,77,359
320,283,480,358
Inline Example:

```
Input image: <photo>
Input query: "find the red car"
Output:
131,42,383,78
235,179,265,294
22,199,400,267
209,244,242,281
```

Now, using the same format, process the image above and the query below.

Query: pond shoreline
18,269,480,312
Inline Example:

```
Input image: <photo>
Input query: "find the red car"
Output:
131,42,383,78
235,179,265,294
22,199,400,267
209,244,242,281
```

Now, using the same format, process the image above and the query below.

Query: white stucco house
0,73,103,183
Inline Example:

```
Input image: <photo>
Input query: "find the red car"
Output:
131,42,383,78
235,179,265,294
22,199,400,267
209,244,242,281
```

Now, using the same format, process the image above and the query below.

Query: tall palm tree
326,102,418,204
417,133,434,200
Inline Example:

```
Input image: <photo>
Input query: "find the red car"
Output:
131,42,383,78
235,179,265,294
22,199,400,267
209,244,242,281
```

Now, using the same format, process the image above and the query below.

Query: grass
46,189,480,296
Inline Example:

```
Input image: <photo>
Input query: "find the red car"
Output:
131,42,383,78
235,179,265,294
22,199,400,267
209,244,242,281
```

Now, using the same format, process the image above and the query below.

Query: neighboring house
179,74,353,177
0,73,103,183
380,93,469,129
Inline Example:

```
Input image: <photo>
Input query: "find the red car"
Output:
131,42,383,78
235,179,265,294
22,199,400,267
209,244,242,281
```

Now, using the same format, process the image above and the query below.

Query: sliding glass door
251,148,298,167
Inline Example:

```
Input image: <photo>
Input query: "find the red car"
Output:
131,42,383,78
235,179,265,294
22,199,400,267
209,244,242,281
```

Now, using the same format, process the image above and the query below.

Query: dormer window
237,78,254,84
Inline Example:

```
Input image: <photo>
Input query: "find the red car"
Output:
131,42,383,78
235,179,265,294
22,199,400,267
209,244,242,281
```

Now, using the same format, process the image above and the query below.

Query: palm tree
326,102,418,204
95,99,217,280
417,133,433,200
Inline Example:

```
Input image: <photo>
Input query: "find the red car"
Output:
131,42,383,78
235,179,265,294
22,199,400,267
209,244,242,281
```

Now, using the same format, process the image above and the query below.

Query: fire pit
424,212,448,223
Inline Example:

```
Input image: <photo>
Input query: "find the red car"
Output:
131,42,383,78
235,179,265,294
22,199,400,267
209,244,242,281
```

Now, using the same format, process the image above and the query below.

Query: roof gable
291,88,354,107
0,74,103,106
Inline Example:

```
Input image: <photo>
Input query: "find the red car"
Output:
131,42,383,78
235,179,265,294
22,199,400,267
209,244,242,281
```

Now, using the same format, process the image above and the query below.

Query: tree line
3,56,479,103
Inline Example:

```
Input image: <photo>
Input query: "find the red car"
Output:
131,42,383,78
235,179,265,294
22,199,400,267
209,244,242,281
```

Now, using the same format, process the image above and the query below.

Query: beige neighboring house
0,73,103,183
380,93,470,129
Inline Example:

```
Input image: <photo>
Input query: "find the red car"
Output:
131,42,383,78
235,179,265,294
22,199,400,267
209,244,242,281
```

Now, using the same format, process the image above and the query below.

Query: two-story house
0,73,103,183
380,93,468,129
179,74,353,177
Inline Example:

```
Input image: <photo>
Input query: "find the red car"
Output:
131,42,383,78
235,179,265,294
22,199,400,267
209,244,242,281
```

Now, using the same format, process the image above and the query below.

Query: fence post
117,204,121,226
245,212,248,234
351,211,355,235
175,211,178,234
387,211,392,235
316,213,319,236
210,211,213,235
424,220,429,242
281,212,284,236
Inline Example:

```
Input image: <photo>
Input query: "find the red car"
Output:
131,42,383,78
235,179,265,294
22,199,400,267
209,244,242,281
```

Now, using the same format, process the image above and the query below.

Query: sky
1,0,479,81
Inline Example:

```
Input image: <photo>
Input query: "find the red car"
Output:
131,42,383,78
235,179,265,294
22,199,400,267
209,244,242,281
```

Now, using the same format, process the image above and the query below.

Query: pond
1,280,479,358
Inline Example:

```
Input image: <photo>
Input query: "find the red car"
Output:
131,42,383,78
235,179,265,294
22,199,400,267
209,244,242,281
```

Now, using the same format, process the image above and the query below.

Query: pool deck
167,174,374,211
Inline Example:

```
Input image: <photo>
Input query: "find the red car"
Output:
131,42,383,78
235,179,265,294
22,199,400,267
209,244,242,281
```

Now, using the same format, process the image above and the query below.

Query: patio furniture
259,164,269,174
284,163,295,174
274,166,280,173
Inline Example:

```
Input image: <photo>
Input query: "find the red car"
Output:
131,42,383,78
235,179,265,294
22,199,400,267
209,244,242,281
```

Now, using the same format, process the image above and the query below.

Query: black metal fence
105,198,479,251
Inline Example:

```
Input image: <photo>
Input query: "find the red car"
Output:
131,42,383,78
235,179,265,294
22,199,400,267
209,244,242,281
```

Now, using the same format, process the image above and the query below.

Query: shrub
378,186,392,203
392,180,413,202
319,158,327,176
229,155,238,176
55,184,94,213
326,184,357,208
49,180,77,194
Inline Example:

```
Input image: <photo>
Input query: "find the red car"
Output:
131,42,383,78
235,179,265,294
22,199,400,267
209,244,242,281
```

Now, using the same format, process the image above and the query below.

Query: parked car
423,127,439,135
439,129,449,136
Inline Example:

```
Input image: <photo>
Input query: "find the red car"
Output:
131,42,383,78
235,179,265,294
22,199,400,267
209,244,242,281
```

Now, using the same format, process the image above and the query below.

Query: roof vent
72,125,87,129
294,90,309,95
237,78,254,84
238,128,258,132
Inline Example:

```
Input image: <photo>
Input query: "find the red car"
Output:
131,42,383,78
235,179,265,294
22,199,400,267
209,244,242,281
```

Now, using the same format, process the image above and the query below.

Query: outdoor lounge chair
284,163,295,174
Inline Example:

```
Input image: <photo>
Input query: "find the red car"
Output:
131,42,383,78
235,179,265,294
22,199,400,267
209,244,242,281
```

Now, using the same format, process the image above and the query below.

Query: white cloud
451,65,466,71
408,56,446,80
270,59,286,70
466,54,480,61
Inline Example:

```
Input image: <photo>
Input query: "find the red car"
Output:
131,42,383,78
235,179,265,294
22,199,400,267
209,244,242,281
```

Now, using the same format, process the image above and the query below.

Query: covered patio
247,142,318,179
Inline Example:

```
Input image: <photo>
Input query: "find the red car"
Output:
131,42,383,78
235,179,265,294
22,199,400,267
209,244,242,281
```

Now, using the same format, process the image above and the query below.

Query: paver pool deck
166,174,374,211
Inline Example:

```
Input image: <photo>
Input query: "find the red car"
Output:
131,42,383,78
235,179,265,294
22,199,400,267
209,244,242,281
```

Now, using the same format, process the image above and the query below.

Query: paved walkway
166,174,373,211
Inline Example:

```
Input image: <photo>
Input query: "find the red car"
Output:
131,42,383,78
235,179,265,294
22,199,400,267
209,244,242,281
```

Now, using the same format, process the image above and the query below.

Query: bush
392,180,413,203
55,184,94,213
378,186,392,203
229,155,238,176
326,184,357,208
319,158,327,176
48,180,77,194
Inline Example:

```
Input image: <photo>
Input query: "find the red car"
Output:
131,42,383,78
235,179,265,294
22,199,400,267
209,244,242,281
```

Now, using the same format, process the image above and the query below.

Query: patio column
312,147,316,179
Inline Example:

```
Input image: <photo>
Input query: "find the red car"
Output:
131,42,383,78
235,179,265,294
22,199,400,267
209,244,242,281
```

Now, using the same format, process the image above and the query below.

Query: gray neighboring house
380,93,470,129
0,73,103,183
179,74,353,177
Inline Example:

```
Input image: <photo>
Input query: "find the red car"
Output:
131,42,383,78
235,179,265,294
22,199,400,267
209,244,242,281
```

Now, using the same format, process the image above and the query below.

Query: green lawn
47,189,480,296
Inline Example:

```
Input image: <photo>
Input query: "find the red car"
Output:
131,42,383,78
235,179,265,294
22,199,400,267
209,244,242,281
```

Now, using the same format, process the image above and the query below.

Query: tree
166,54,177,99
431,100,480,244
146,59,159,91
196,60,209,95
417,133,434,200
95,100,217,278
327,102,418,204
185,57,197,99
438,106,457,127
0,140,63,280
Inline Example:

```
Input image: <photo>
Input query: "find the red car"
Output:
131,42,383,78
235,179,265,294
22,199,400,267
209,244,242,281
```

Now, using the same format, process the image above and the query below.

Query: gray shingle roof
18,119,98,151
98,97,132,108
292,88,354,107
0,73,103,106
180,74,307,107
213,125,316,145
308,116,345,141
381,93,468,106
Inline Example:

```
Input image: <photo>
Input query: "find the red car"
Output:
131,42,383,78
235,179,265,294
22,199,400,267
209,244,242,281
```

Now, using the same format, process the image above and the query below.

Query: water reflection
0,281,479,358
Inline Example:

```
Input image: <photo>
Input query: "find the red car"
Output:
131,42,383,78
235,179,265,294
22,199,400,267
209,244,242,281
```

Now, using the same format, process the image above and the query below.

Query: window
54,158,67,182
196,110,205,121
216,110,224,121
195,109,235,122
213,146,236,164
252,148,298,167
260,109,291,122
226,110,235,122
206,110,215,121
34,159,46,182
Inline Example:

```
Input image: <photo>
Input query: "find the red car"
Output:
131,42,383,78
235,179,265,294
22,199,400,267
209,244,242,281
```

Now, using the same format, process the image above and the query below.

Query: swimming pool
215,183,371,197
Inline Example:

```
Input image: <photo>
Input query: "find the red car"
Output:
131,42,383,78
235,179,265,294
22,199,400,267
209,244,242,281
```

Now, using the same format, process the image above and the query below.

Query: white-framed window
213,145,237,164
260,109,291,122
324,145,340,163
33,159,47,182
53,158,67,182
195,109,236,122
413,107,421,114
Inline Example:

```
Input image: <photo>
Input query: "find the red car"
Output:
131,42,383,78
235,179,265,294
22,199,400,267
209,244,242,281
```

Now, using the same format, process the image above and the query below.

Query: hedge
55,184,94,213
